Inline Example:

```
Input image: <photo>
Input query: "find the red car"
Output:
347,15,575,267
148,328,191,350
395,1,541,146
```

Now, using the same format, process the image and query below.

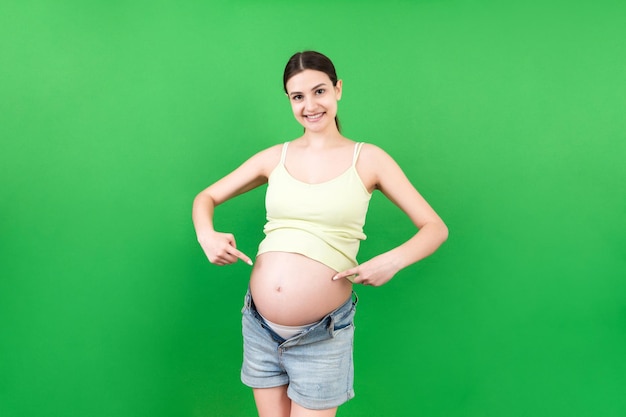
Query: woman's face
285,69,342,133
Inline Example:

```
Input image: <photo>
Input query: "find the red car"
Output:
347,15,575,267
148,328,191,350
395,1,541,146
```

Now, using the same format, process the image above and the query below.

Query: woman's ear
335,79,343,100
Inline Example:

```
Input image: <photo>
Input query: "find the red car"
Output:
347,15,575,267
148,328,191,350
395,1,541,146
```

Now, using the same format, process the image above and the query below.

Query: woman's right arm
192,145,280,266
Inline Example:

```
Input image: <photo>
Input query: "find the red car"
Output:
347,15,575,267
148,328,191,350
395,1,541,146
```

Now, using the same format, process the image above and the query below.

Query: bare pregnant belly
249,252,353,326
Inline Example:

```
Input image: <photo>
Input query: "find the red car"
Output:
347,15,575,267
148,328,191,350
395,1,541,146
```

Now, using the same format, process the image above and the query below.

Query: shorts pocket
332,304,356,333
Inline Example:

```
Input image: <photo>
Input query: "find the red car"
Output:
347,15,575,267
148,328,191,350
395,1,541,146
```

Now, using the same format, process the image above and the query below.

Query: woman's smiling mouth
305,112,325,121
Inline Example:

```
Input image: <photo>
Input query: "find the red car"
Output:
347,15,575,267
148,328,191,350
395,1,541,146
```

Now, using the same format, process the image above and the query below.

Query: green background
1,0,625,416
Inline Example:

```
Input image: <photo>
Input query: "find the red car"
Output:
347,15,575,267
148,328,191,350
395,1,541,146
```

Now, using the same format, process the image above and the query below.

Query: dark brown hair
283,51,341,132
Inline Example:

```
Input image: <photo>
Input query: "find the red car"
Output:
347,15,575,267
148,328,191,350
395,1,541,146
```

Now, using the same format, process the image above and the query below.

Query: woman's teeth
306,113,323,120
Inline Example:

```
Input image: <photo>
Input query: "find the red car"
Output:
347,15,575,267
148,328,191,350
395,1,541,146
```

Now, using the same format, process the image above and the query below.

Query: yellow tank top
257,142,372,276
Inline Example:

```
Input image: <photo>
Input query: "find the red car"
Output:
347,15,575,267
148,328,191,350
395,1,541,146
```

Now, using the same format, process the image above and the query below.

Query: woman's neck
300,127,345,148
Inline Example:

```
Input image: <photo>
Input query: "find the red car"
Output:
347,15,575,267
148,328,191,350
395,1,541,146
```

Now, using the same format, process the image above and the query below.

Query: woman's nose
304,96,317,111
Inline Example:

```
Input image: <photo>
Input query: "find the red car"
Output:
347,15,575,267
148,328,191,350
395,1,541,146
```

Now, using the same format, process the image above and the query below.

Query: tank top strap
352,142,364,166
280,142,290,165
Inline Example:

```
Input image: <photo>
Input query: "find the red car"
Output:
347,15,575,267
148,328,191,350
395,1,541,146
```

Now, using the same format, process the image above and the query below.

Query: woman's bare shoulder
245,142,285,174
356,143,410,191
358,142,396,166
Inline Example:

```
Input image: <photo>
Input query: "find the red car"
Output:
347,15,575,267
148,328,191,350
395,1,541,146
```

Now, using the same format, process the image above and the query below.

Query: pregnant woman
192,51,448,417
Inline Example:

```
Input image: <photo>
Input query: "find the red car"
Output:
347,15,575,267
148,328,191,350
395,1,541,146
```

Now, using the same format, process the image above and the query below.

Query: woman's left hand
332,254,400,287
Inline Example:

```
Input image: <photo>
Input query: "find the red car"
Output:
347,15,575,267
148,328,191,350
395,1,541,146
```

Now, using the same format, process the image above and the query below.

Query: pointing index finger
333,269,357,281
233,249,253,266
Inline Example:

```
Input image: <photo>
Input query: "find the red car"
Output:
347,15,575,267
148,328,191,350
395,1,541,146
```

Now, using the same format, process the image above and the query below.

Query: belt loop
328,315,336,338
352,291,358,306
243,288,252,310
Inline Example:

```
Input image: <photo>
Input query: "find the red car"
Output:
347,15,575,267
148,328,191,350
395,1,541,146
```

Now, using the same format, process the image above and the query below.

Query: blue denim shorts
241,289,358,410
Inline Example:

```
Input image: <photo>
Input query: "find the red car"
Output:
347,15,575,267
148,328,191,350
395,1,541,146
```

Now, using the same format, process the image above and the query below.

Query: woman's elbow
440,222,449,243
434,219,449,244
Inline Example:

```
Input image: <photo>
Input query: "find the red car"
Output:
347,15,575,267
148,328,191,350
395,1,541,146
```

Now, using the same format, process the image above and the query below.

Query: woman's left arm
333,145,448,286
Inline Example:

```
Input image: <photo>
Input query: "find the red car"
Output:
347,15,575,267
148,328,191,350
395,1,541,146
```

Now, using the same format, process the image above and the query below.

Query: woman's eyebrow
289,83,328,96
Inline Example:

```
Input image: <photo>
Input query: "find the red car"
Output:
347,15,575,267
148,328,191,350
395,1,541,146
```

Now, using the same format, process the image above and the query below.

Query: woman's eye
315,89,325,95
292,95,303,101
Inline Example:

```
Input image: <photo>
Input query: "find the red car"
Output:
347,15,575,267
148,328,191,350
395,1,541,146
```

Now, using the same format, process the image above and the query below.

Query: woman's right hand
197,231,253,266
